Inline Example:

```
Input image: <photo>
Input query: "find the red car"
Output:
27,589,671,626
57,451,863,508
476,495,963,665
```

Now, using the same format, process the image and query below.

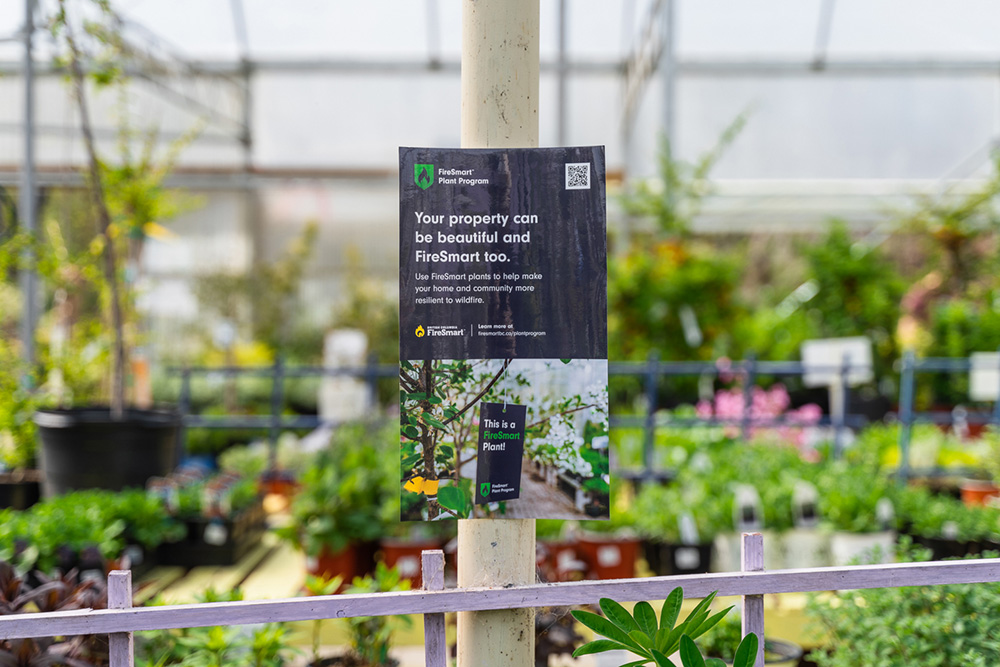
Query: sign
801,336,874,388
970,352,1000,402
475,402,527,504
398,146,609,521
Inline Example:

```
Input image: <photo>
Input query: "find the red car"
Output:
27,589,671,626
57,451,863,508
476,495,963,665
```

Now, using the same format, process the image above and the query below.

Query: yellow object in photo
404,475,439,496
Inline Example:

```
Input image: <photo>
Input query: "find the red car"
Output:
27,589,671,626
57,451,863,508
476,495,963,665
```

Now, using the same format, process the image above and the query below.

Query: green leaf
423,415,447,429
620,662,650,667
660,587,683,632
405,392,427,401
402,425,419,439
628,630,653,650
651,649,674,667
689,606,733,640
732,633,759,667
678,635,706,667
599,598,640,634
634,601,658,638
657,625,686,657
560,359,572,364
572,639,636,657
438,445,454,458
706,659,727,667
570,610,650,658
437,486,465,513
401,453,421,467
681,591,718,632
428,396,443,404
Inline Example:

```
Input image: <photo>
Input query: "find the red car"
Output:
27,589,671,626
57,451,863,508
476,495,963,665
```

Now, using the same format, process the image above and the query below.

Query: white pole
19,0,37,368
457,1,539,665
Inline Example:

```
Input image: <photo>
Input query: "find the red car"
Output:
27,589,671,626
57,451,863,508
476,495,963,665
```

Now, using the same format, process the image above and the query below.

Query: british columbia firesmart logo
415,325,425,338
414,164,434,190
480,482,491,497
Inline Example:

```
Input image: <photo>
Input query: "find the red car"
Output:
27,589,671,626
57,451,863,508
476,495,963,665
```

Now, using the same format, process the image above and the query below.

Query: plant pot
574,533,640,580
307,541,378,591
663,541,713,575
914,535,968,560
537,540,587,582
0,470,42,510
783,528,831,569
960,479,999,507
35,407,180,497
156,499,266,567
830,530,895,566
379,537,442,588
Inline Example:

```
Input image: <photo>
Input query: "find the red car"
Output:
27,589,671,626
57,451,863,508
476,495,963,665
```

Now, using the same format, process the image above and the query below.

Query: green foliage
609,240,745,362
800,220,904,376
571,588,758,667
0,340,39,470
895,485,1000,543
342,562,412,667
0,488,182,574
138,589,296,667
276,420,398,556
632,482,731,544
815,462,893,534
807,554,1000,666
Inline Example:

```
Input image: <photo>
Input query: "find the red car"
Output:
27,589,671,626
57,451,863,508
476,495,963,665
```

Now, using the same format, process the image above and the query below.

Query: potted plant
32,0,196,497
275,421,398,589
571,587,758,667
806,550,1000,665
633,481,726,576
817,463,896,565
0,340,42,510
329,563,411,667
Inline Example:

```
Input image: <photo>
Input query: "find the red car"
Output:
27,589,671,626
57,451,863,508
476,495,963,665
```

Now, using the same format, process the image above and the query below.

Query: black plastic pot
35,407,180,497
0,471,42,510
644,540,714,575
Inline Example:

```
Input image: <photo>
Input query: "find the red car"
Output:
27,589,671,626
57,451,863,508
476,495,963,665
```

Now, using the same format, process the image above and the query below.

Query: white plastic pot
783,527,831,569
830,530,895,565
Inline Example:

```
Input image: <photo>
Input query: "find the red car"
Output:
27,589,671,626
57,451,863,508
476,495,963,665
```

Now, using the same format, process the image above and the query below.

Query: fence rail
1,537,999,667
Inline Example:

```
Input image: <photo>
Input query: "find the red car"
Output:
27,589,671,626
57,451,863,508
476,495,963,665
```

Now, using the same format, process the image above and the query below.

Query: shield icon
480,482,491,497
414,164,434,190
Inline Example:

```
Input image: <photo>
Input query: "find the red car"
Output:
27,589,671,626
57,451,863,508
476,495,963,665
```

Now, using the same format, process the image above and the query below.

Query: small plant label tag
475,402,527,504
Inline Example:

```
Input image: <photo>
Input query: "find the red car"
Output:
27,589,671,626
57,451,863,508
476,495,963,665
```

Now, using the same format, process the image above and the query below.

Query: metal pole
742,353,757,441
660,0,676,152
643,351,659,476
18,0,37,369
457,1,538,665
898,350,915,483
268,355,284,472
557,0,568,146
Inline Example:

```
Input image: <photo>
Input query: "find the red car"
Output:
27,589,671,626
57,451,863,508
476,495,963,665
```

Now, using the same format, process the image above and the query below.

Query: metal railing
0,535,998,667
168,352,1000,481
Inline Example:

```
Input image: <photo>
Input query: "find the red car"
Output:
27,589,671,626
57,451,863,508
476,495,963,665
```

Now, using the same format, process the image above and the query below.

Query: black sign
399,146,607,360
475,402,527,504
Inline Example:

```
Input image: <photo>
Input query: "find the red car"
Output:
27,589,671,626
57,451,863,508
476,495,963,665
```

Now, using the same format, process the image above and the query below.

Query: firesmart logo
414,164,434,190
415,325,426,338
480,482,491,497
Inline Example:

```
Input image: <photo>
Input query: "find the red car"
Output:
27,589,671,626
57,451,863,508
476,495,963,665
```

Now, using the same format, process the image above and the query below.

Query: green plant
303,573,343,665
632,482,730,544
276,420,398,556
138,589,296,667
806,552,1000,666
571,587,758,667
816,462,893,534
340,563,412,667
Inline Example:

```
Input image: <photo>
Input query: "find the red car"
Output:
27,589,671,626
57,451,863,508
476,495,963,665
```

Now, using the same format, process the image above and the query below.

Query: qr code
565,163,590,190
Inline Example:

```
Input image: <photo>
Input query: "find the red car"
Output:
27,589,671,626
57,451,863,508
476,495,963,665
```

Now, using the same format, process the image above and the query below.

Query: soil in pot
35,407,179,497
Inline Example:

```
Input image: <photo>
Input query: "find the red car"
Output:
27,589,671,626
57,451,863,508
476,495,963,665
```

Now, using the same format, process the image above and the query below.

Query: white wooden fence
2,533,1000,667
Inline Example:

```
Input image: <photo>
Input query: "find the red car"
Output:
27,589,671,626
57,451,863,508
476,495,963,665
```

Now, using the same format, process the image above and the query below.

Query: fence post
742,354,757,441
365,352,379,411
107,570,134,667
643,351,659,477
898,350,915,483
741,532,764,667
422,550,447,667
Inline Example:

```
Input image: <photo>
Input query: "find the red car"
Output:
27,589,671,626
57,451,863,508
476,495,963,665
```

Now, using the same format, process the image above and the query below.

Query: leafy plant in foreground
571,587,758,667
